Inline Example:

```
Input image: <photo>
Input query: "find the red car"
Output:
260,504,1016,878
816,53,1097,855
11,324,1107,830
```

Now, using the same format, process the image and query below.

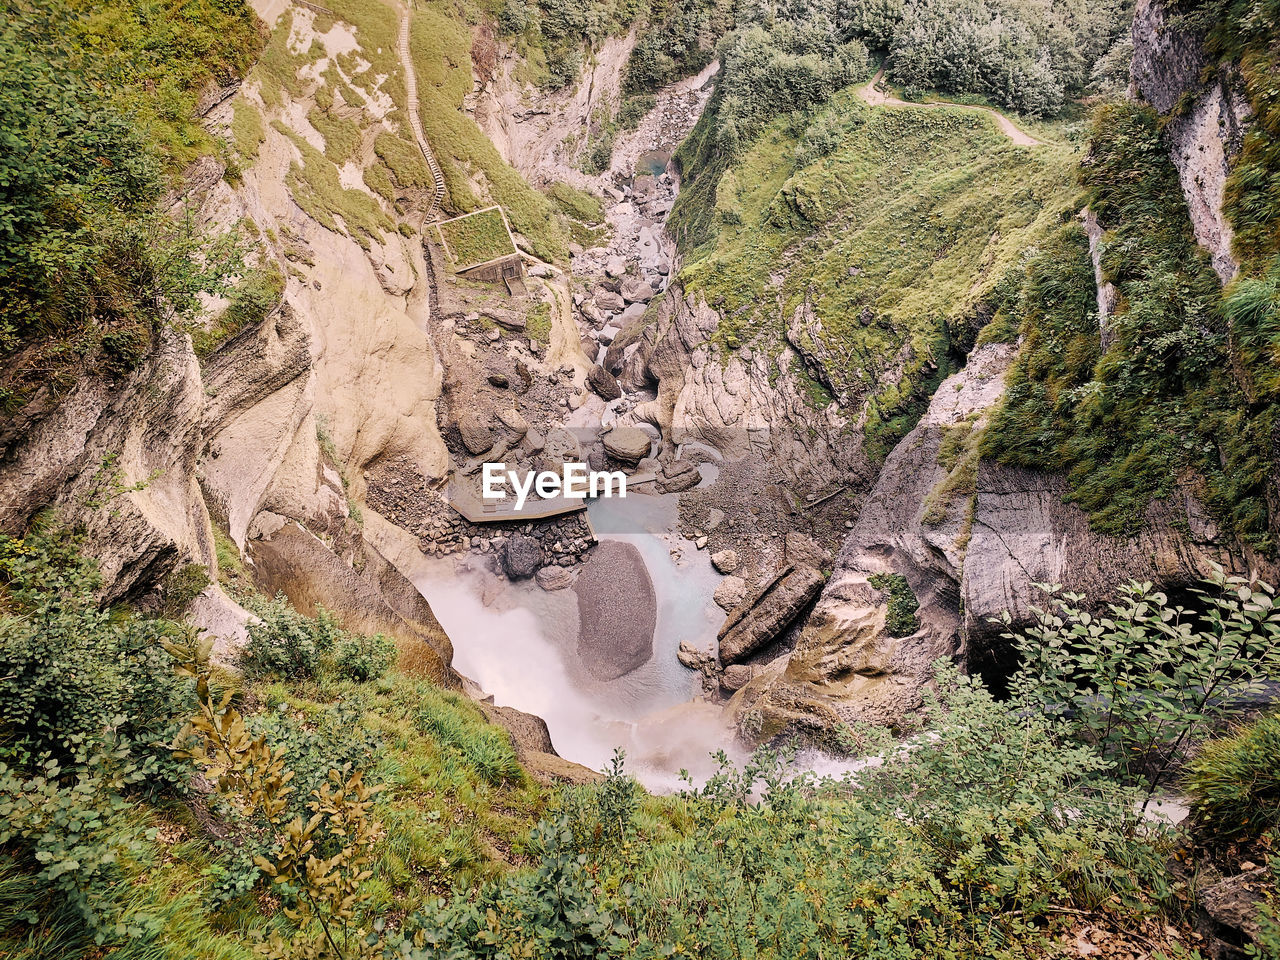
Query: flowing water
413,489,747,790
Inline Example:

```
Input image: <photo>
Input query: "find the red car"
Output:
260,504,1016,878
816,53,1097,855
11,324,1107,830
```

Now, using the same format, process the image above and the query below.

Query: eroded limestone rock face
1131,0,1250,284
0,327,217,607
730,343,1269,742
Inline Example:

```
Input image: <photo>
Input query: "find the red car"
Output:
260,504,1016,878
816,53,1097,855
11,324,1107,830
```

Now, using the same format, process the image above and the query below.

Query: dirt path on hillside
857,69,1042,147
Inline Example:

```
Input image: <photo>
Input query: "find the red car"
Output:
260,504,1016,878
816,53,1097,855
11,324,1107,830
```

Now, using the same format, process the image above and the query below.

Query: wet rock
718,565,826,665
535,565,575,591
503,533,543,579
714,575,748,611
575,540,656,680
587,365,622,401
677,640,714,670
722,664,754,691
602,426,651,464
711,549,739,574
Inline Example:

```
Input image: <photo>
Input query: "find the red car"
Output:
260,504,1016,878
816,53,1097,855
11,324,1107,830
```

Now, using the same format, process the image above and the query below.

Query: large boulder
587,365,622,401
503,533,543,579
574,540,656,680
602,426,652,464
457,411,494,455
718,565,826,665
620,277,656,304
595,287,625,312
657,460,701,493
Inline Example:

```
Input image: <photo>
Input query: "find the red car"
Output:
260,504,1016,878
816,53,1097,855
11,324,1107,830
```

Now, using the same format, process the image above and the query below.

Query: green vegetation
922,416,981,526
883,0,1129,117
984,102,1275,548
409,4,567,262
437,208,518,268
373,131,435,192
62,0,265,166
231,99,265,159
0,529,544,957
276,122,396,247
0,0,250,411
673,87,1078,458
191,261,284,357
526,301,553,340
10,528,1280,957
1008,570,1280,797
867,572,920,636
1188,713,1280,841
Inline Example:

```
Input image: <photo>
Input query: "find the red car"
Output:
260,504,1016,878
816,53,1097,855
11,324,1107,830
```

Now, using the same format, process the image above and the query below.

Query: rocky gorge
2,0,1277,793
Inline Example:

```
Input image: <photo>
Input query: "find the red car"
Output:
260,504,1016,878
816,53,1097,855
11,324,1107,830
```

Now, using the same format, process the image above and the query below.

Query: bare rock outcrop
717,565,825,665
0,327,218,607
730,342,1265,741
1130,0,1250,283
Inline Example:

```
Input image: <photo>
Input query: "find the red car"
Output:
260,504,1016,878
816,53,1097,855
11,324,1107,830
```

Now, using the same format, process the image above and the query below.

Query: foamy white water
413,490,746,789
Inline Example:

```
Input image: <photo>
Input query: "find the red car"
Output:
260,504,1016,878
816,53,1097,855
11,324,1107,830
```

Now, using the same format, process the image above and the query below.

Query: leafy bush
0,3,242,409
1187,713,1280,841
868,572,920,636
1008,570,1280,798
386,664,1169,959
334,632,397,682
0,530,191,773
241,596,341,680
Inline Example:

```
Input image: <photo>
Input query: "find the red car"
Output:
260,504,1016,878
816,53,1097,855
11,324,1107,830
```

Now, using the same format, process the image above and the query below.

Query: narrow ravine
415,66,745,788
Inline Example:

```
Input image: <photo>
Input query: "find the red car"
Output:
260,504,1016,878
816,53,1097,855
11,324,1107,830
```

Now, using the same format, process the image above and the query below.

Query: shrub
1008,570,1280,799
0,530,190,773
1187,713,1280,842
868,572,920,636
241,596,340,680
334,632,397,682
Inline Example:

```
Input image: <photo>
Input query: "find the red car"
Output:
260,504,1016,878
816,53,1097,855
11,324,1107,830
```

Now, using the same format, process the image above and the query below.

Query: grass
672,85,1080,459
373,131,434,191
526,301,553,341
275,121,395,247
438,207,518,268
984,101,1277,548
308,105,363,165
191,262,284,358
409,2,567,262
231,100,265,160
